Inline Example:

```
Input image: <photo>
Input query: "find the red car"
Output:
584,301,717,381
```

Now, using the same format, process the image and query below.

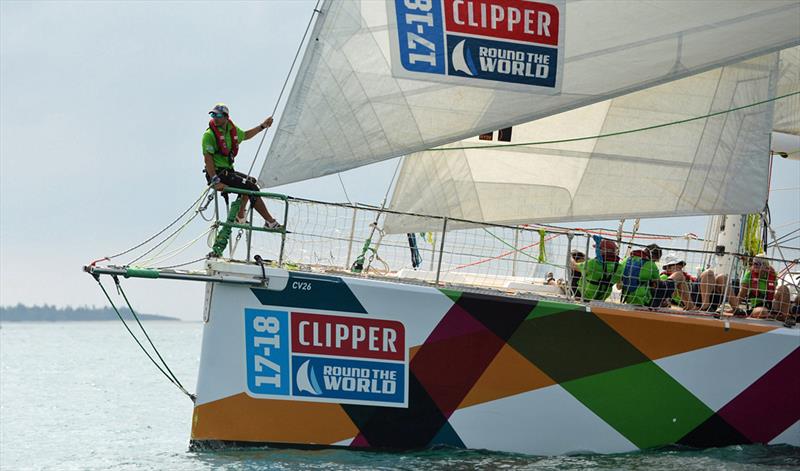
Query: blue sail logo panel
389,0,564,91
292,355,405,404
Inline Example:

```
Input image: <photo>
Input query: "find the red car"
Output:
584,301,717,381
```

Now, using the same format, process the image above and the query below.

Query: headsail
774,46,800,136
385,52,784,232
260,0,800,187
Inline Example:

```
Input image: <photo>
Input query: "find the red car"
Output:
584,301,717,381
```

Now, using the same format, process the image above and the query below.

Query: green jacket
576,259,622,301
620,255,660,305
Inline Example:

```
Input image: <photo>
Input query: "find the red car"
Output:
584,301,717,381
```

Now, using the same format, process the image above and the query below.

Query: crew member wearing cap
202,103,281,229
659,252,697,310
619,243,673,308
728,254,791,320
569,238,623,302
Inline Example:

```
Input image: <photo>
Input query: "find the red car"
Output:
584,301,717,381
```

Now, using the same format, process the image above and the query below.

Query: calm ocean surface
1,321,798,470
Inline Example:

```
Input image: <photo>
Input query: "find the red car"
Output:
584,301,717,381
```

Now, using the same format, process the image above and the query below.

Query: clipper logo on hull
245,309,408,407
389,0,564,91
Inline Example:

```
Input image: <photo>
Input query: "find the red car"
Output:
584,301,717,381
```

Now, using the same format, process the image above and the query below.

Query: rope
127,200,205,266
427,91,800,152
246,0,322,176
140,228,212,268
156,257,207,270
451,229,561,271
625,218,641,258
92,275,194,401
101,185,212,263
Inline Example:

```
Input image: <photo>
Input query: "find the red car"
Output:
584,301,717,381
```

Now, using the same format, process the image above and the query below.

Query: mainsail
260,0,800,187
385,51,788,232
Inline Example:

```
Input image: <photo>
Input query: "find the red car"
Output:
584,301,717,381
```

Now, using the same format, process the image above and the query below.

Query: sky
1,1,798,320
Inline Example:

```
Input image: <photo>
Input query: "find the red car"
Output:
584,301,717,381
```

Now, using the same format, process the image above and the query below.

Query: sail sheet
385,52,782,232
774,46,800,136
260,0,800,187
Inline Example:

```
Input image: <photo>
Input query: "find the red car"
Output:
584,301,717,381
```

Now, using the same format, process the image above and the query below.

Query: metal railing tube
278,199,289,266
565,232,574,300
246,204,254,262
435,217,448,285
344,207,358,270
511,228,520,277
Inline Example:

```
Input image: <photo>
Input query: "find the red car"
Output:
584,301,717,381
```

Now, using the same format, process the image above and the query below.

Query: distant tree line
0,304,178,321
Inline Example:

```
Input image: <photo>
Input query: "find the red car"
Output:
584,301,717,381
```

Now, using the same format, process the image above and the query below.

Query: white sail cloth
385,52,783,233
774,46,800,136
260,0,800,188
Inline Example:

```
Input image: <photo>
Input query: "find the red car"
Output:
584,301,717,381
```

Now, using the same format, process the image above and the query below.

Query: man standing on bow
202,103,281,229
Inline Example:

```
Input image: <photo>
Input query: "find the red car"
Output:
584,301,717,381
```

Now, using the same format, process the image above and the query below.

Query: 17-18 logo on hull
244,309,408,407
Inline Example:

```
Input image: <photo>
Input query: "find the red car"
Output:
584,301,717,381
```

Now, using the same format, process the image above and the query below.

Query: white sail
774,46,800,136
260,0,800,187
385,52,783,233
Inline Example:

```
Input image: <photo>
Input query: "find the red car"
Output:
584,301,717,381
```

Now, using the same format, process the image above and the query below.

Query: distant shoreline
0,304,180,322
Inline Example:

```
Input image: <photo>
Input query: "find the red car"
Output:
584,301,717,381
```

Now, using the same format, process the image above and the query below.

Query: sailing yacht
87,0,800,455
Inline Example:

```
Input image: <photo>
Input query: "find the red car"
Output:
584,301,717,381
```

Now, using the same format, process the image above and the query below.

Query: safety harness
209,119,239,164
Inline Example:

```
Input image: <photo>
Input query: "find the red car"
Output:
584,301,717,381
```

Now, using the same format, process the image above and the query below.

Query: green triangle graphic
439,288,462,304
526,300,579,320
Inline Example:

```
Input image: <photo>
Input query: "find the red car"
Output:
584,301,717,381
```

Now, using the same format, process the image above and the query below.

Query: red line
453,234,562,271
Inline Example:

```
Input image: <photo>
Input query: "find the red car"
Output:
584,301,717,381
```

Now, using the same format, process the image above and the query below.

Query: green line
427,91,800,152
480,227,563,269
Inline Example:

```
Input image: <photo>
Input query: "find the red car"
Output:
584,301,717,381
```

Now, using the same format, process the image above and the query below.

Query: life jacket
584,261,619,300
621,250,650,297
209,119,239,163
747,267,776,304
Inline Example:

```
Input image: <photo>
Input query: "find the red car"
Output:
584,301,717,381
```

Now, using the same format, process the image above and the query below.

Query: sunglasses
210,112,228,119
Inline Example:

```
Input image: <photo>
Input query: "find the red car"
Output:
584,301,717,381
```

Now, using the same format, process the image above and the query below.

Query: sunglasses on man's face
210,112,227,119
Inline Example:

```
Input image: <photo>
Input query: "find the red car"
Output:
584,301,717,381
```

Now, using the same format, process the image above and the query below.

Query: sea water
1,322,798,470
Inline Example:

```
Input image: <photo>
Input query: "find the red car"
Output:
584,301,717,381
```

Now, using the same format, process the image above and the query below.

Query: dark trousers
205,168,260,204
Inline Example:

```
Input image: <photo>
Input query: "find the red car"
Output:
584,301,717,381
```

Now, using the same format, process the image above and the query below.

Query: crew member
202,103,281,229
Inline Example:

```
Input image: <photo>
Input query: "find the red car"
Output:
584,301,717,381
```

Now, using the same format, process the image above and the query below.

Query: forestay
385,52,784,232
259,0,800,187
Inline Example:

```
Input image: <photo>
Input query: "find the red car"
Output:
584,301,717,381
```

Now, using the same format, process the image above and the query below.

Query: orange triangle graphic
192,393,358,445
458,343,555,410
592,306,775,361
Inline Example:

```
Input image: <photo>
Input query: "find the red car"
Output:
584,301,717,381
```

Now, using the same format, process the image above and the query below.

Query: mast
713,214,745,278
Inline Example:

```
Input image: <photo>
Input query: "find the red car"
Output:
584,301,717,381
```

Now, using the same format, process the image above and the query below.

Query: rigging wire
95,185,212,264
156,257,208,271
91,275,194,401
337,173,353,205
246,0,323,176
427,91,800,152
140,228,213,268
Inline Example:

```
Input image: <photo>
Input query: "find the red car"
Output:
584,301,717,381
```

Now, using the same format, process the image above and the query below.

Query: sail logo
292,356,405,404
244,309,408,407
388,0,564,92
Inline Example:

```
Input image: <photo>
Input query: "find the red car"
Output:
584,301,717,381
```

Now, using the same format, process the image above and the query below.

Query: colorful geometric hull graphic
191,269,800,454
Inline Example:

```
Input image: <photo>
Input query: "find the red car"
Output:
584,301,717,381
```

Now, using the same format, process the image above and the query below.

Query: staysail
259,0,800,187
385,51,787,232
